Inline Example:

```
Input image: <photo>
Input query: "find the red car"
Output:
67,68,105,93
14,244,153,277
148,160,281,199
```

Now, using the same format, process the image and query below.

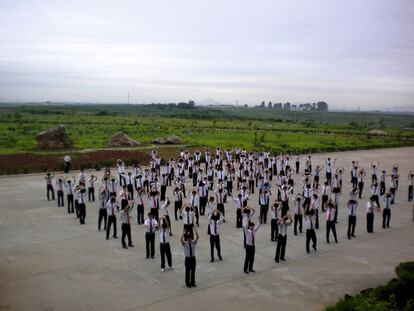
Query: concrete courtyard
0,147,413,311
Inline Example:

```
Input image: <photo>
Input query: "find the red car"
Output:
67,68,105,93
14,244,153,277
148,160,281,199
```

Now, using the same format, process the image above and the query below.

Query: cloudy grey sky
0,0,413,110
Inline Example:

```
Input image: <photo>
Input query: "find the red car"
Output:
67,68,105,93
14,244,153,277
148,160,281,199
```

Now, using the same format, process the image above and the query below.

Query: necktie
310,217,313,230
239,198,242,208
153,198,156,209
150,220,152,233
214,221,217,235
187,212,190,224
127,211,130,224
191,197,194,207
328,209,331,221
163,229,166,244
189,242,193,257
251,231,255,246
112,203,115,216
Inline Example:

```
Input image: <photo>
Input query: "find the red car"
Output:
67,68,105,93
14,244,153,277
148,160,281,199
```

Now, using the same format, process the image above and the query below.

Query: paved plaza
0,147,413,311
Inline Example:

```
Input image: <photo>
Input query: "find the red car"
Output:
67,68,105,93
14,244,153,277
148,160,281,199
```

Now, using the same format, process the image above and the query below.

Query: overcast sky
0,0,413,110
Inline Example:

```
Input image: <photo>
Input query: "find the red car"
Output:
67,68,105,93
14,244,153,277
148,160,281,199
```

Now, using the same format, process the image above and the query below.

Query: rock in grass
107,132,139,148
36,124,73,150
152,135,182,145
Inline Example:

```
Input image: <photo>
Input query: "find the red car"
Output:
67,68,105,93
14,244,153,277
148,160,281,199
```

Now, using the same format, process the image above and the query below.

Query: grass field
0,104,413,154
0,103,413,174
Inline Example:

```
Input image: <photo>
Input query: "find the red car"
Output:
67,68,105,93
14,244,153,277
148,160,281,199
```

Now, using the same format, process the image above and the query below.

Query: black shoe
327,240,330,244
186,284,192,288
351,234,356,237
281,258,286,261
191,284,197,288
146,256,149,259
210,258,214,262
151,256,155,259
129,244,134,247
113,236,118,239
218,255,222,261
170,233,174,236
249,269,256,273
244,270,249,274
313,246,317,251
123,246,128,249
275,259,279,263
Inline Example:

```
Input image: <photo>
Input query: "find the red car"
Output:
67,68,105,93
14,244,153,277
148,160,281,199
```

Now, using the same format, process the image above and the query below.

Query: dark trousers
126,184,133,200
326,172,332,184
174,201,182,220
193,206,200,226
294,214,302,235
67,194,74,213
137,204,144,224
46,185,55,200
380,182,386,196
236,209,242,228
372,195,381,208
321,195,328,211
75,200,79,218
367,213,374,233
78,203,86,224
88,187,95,202
244,245,255,272
184,224,194,239
106,215,117,239
271,218,278,241
210,235,221,259
145,232,155,257
151,208,159,222
306,229,317,253
217,203,225,217
160,185,166,201
296,161,299,174
358,182,364,199
185,257,196,286
98,209,107,230
259,204,269,224
199,196,207,215
275,234,287,261
326,220,337,243
351,176,358,189
249,180,255,194
281,201,289,218
121,223,132,247
409,185,413,201
347,215,356,238
119,174,125,187
57,190,64,207
383,209,391,228
160,242,172,268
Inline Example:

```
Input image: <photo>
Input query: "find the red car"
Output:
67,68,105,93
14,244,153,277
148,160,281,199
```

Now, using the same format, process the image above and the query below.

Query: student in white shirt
63,153,71,173
347,198,358,239
325,201,338,244
275,213,292,263
382,192,393,229
408,171,414,202
106,195,119,240
233,193,248,228
76,183,87,225
117,159,126,187
206,196,216,218
120,200,134,249
144,212,158,259
181,228,199,288
270,201,281,241
304,206,317,253
159,216,173,271
78,169,86,184
44,172,55,201
136,188,145,225
259,189,271,224
56,176,65,207
366,196,380,233
65,176,75,214
208,209,224,262
98,187,108,231
87,174,97,202
243,220,260,274
293,194,303,236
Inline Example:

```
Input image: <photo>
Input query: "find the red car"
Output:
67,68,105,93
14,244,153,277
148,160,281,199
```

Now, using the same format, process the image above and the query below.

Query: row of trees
258,101,328,111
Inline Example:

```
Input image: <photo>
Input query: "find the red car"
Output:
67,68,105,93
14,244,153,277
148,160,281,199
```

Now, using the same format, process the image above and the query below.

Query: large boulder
36,125,73,150
108,132,139,148
152,135,182,145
